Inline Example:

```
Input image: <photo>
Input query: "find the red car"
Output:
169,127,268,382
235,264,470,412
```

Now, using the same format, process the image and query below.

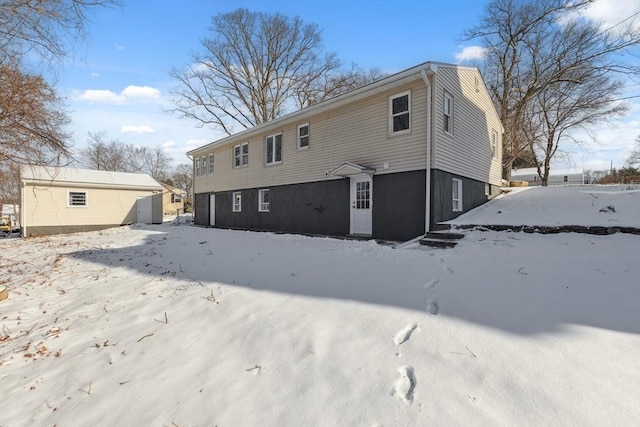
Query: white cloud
75,85,162,105
90,72,100,78
577,0,640,31
77,89,126,104
120,125,156,134
116,44,126,51
121,85,161,99
455,45,487,63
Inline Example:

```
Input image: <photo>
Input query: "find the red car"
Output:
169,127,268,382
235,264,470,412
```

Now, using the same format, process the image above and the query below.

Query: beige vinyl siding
194,80,429,193
432,67,502,186
22,184,156,227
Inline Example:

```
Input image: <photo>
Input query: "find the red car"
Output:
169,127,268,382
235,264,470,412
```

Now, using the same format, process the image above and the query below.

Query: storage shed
20,166,163,237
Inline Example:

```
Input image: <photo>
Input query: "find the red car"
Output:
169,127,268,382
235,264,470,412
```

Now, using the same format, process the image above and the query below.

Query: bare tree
0,63,71,166
80,132,172,181
626,136,640,169
465,0,640,180
0,0,120,66
171,163,193,208
170,8,384,136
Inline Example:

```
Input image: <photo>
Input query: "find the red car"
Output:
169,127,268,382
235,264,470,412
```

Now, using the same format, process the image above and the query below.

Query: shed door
137,196,153,224
209,194,215,226
349,174,372,235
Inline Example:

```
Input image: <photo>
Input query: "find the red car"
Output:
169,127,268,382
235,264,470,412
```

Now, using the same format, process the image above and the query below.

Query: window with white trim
265,133,282,164
258,189,270,212
491,130,498,159
297,123,309,149
452,178,462,212
233,143,249,168
200,157,207,175
208,153,214,174
171,193,182,203
444,92,453,134
68,191,87,207
390,91,410,134
232,192,242,212
195,157,201,177
485,183,490,196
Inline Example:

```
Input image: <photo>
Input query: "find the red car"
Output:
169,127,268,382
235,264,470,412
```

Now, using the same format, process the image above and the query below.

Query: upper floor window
390,91,410,134
297,123,309,149
201,157,207,175
234,143,249,168
444,92,453,135
68,191,87,207
195,157,201,177
265,133,282,164
491,130,498,159
208,153,214,174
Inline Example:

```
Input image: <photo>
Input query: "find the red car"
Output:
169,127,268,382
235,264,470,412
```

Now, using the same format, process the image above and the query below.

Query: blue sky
58,0,639,171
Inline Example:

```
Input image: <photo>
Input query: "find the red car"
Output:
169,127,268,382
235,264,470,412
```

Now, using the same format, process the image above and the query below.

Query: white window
201,157,207,175
444,92,453,134
491,130,498,159
258,189,270,212
68,191,87,207
233,143,249,168
232,192,242,212
208,153,214,174
564,176,568,182
297,123,309,149
171,193,182,203
452,178,462,212
265,133,282,164
195,157,201,177
485,183,490,196
390,91,410,134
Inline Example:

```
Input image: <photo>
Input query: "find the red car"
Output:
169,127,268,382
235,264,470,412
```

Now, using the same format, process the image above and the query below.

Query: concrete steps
418,231,466,249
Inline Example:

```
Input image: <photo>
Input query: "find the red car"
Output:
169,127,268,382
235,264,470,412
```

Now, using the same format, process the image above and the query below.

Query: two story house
187,61,502,241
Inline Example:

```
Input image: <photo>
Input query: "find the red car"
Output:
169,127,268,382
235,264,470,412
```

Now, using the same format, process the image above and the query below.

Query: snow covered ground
1,185,639,427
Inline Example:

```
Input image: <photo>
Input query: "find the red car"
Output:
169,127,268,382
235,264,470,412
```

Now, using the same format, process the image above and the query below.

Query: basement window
452,179,462,212
68,191,87,207
232,192,242,212
258,189,270,212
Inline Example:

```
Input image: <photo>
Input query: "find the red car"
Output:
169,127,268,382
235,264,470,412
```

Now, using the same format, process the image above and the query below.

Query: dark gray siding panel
212,179,350,236
431,169,490,224
372,170,426,241
194,193,210,226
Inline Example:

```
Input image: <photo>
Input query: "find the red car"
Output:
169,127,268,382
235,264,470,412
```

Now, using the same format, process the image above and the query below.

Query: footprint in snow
426,299,439,315
394,323,418,346
425,279,439,290
392,365,416,404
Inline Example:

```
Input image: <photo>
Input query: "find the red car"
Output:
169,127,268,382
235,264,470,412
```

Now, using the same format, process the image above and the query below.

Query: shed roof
511,167,584,177
21,166,163,190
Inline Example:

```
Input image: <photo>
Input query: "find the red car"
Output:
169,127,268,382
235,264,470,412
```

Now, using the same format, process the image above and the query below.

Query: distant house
511,168,585,186
20,166,163,237
188,61,503,241
160,182,185,215
1,204,19,230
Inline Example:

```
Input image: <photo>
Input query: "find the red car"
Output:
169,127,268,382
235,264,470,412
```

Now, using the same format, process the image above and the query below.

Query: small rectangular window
390,91,410,134
491,130,498,159
485,183,490,196
564,176,568,182
452,178,462,212
265,133,282,164
68,191,87,207
208,153,214,174
195,157,201,177
234,143,249,168
232,192,242,212
171,193,182,204
444,92,453,134
258,189,270,212
297,123,309,149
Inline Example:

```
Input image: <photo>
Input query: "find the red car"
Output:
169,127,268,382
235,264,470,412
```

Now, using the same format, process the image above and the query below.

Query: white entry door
209,194,216,226
136,196,152,224
349,174,373,235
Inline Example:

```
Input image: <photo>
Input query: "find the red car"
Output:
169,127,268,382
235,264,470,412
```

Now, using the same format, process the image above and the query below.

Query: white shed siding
432,67,502,186
194,80,429,193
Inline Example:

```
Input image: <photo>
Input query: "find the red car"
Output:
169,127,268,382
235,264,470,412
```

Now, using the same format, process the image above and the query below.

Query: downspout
186,153,194,220
421,67,434,233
